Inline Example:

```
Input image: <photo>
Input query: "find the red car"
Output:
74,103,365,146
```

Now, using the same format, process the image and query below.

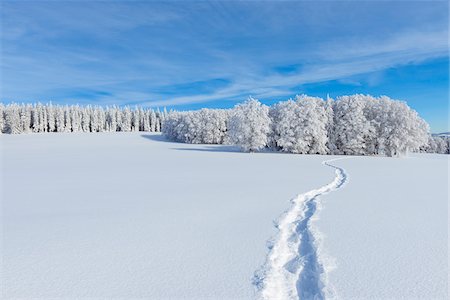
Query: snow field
1,132,333,299
315,154,448,299
255,159,347,300
1,133,447,299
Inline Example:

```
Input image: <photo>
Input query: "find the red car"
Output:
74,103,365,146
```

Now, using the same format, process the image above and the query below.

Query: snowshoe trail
254,158,348,300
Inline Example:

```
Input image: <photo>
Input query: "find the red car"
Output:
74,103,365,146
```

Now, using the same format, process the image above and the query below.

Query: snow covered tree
0,99,435,158
162,109,229,144
371,97,428,156
90,106,104,132
269,95,329,154
105,107,117,132
90,106,99,132
420,135,436,153
270,100,308,153
32,103,45,133
433,136,448,154
47,104,56,132
333,95,375,155
161,111,183,140
80,107,90,132
150,110,157,132
324,96,337,154
155,109,161,132
444,137,450,154
70,106,82,133
0,103,4,133
115,108,122,132
63,105,72,132
269,96,329,154
98,107,105,132
19,104,32,133
55,106,65,132
143,109,151,132
201,109,228,144
42,105,48,132
4,104,22,134
227,98,271,152
131,108,140,132
121,107,132,132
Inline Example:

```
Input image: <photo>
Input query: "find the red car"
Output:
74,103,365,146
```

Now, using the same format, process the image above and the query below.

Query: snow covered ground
315,154,448,299
1,132,333,299
1,132,447,299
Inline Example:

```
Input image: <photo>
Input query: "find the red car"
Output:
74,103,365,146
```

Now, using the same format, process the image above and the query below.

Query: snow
1,132,333,299
315,154,448,299
256,159,347,300
1,133,447,299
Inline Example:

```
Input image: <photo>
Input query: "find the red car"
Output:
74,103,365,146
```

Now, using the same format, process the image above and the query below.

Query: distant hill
432,132,450,137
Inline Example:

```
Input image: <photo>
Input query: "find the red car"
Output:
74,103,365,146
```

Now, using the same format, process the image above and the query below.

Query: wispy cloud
142,28,448,107
1,0,448,111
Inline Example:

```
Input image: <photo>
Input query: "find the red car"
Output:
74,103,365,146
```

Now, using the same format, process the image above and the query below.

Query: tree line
1,96,448,156
162,95,449,156
0,103,167,134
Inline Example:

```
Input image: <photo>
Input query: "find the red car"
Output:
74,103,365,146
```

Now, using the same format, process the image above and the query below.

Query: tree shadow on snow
172,145,240,153
140,134,241,153
141,134,168,142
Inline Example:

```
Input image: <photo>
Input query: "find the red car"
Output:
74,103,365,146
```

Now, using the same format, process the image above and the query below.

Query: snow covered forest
1,95,449,156
162,95,449,156
0,103,167,134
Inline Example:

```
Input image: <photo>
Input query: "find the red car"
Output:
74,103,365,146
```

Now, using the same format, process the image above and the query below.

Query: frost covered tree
4,104,22,134
54,106,64,132
155,109,161,132
383,100,428,156
32,103,45,133
150,110,157,132
142,109,151,132
270,100,306,152
19,104,32,133
333,95,375,155
162,109,229,144
0,99,434,157
90,106,100,132
114,108,122,132
161,111,182,140
443,137,450,154
121,107,132,132
324,96,337,154
63,105,72,132
423,135,437,153
420,135,448,154
0,103,4,133
70,106,82,132
91,107,105,132
433,136,448,154
47,104,56,132
201,109,228,144
131,108,139,132
365,96,428,156
80,107,90,132
0,103,164,134
41,105,48,132
227,98,271,152
98,107,106,132
270,95,329,154
333,95,429,156
105,107,117,132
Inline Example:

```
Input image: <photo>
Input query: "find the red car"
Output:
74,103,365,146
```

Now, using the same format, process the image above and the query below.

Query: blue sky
1,0,448,132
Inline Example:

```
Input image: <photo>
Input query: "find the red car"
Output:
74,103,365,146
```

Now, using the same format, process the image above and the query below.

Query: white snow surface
1,132,333,299
257,159,347,300
1,133,447,299
315,154,448,299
